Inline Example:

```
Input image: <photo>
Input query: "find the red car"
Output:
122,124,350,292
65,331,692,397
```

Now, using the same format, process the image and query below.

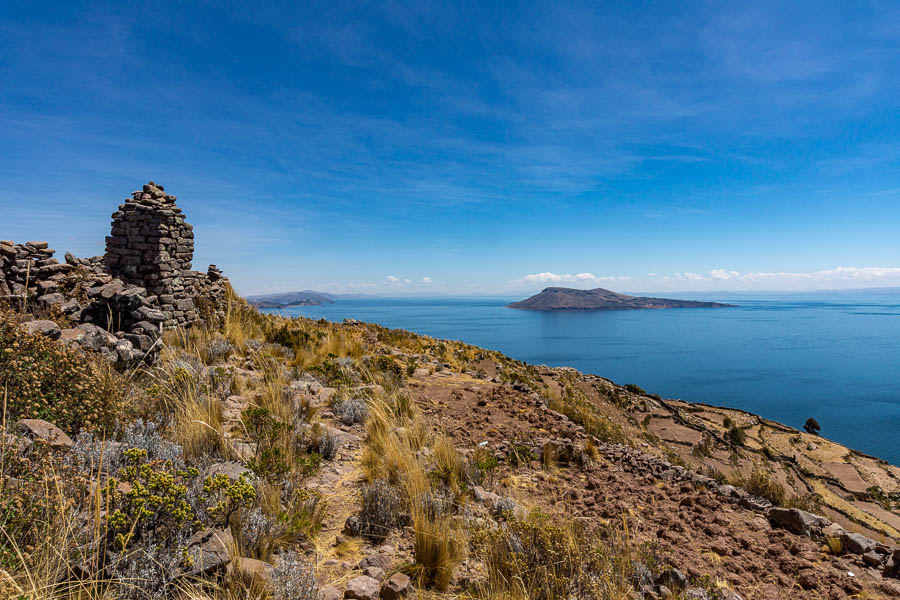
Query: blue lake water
262,291,900,464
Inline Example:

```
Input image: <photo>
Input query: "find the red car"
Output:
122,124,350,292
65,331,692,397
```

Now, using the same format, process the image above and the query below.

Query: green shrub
203,473,257,526
624,383,646,395
0,311,123,433
726,425,746,447
105,447,199,551
729,467,786,506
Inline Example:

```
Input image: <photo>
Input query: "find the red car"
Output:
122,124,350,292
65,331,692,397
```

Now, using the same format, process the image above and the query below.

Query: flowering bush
0,310,122,433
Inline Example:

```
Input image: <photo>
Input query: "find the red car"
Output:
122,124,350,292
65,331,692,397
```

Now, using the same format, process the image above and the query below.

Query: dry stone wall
105,182,199,328
1,182,228,365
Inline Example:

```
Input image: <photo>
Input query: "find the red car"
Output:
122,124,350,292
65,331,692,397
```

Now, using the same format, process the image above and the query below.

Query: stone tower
104,181,197,327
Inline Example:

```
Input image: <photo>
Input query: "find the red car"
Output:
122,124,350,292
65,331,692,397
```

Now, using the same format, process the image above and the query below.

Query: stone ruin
0,182,228,365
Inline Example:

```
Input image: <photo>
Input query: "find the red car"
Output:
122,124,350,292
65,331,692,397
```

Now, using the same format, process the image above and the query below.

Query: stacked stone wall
1,181,228,365
104,182,198,327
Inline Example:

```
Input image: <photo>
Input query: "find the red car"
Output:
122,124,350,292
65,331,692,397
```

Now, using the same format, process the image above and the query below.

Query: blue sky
2,1,899,295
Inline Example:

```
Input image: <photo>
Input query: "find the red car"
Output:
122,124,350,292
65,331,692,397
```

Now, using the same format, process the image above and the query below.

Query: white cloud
403,278,411,284
386,275,400,283
421,276,433,284
658,266,900,290
512,271,625,286
706,266,900,283
647,273,657,277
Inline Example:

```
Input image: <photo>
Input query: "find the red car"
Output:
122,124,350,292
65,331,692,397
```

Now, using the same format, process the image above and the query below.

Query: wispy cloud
659,267,900,290
511,272,630,287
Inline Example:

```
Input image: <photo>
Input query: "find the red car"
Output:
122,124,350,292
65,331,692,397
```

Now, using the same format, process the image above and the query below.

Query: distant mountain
508,287,733,310
247,290,336,308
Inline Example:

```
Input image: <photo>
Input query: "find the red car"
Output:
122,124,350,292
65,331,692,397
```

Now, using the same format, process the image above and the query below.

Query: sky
2,1,899,296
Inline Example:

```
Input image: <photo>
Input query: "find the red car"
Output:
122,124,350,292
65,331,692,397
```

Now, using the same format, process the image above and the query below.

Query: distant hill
246,290,336,308
508,287,733,310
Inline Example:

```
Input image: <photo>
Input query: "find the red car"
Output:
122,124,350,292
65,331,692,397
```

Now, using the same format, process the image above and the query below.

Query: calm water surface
263,291,900,464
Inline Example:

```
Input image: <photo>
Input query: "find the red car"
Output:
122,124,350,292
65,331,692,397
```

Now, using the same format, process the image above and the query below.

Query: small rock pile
1,182,229,364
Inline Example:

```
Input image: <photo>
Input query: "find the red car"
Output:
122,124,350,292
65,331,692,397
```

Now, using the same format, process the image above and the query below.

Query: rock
135,305,167,323
380,572,411,600
344,575,380,600
767,507,829,537
36,293,66,310
842,531,876,555
823,523,844,539
16,419,73,449
206,461,252,482
184,528,234,575
655,568,687,591
358,553,391,571
685,588,710,600
19,319,61,340
863,551,884,567
318,586,342,600
362,566,384,580
228,557,273,587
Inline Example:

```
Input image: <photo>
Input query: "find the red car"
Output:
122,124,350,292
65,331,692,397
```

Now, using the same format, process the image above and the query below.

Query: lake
262,291,900,464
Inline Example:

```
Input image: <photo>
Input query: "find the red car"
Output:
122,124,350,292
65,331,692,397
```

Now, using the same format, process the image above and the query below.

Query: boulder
842,531,876,555
344,575,380,600
16,419,73,449
380,572,411,600
19,320,61,340
206,461,252,482
863,551,884,567
228,557,273,587
767,507,829,537
184,528,234,576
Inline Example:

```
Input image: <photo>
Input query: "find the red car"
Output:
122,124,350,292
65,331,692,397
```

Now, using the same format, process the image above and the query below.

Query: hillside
509,286,733,310
2,182,899,600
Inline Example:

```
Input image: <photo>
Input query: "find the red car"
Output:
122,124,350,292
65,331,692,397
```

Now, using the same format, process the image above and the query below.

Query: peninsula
509,286,733,310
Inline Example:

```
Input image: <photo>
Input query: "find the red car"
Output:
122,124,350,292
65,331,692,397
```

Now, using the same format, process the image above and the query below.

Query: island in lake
508,287,733,310
246,290,336,308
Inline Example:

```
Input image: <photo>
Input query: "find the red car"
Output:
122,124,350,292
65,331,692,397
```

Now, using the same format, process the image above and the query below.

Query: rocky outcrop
1,182,229,365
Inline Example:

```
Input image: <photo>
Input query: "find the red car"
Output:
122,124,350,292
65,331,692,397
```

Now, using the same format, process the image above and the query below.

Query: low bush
355,479,406,542
0,310,124,433
624,383,646,395
303,422,340,461
729,467,786,506
330,395,369,426
105,447,199,552
272,550,318,600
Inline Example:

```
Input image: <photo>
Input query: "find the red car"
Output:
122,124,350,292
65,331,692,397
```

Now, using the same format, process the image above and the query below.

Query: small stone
344,575,380,600
16,419,73,449
318,586,341,600
362,566,384,580
19,319,61,340
380,572,411,600
228,557,273,587
358,553,391,571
